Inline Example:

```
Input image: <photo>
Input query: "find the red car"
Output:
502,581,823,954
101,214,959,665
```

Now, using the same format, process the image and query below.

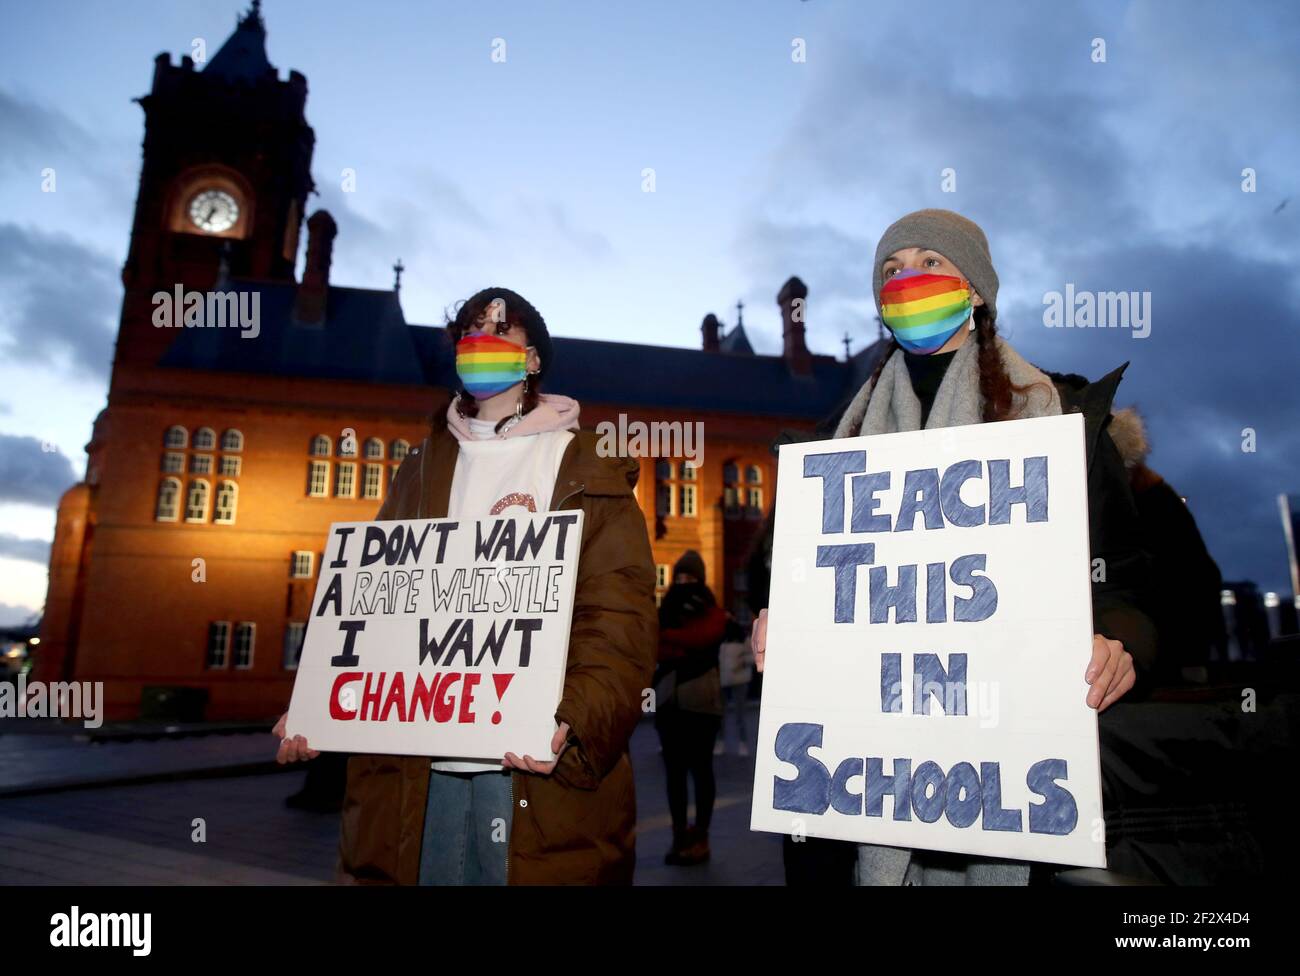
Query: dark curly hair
445,287,548,428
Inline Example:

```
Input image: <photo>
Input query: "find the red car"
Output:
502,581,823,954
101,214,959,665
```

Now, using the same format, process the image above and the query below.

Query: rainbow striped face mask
454,330,528,399
879,269,974,355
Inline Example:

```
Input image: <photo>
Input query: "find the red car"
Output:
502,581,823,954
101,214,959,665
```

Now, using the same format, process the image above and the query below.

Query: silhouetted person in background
654,550,727,865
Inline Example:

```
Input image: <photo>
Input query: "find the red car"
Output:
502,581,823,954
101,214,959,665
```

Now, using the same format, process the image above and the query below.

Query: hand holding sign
503,720,570,774
1086,634,1134,711
751,609,767,673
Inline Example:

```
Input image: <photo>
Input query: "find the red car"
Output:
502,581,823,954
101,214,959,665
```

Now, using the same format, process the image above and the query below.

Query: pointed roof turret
205,1,273,83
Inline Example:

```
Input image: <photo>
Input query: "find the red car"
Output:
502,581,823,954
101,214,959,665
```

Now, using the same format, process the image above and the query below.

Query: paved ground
0,704,782,885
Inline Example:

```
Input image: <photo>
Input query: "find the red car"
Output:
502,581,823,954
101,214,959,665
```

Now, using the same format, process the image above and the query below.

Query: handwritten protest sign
285,511,584,761
750,414,1105,868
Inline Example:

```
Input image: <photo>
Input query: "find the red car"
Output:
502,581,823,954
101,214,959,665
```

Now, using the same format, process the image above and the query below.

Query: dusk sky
1,0,1298,623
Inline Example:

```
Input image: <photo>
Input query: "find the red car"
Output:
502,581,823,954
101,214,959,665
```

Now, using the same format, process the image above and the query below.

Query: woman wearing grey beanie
752,208,1157,886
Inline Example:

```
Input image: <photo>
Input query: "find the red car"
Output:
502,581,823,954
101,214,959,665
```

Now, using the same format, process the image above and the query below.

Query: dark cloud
0,433,79,506
0,533,50,564
994,242,1298,589
742,1,1300,591
0,87,94,167
0,222,117,378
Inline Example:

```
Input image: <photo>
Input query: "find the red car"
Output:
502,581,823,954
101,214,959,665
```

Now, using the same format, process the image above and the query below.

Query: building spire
392,258,405,293
735,298,744,329
206,0,272,81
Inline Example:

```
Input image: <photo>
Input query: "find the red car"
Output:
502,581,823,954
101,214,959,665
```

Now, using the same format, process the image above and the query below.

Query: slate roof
159,281,427,385
159,280,867,422
204,4,273,83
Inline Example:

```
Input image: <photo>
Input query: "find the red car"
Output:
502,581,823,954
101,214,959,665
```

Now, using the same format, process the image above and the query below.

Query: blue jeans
418,769,512,885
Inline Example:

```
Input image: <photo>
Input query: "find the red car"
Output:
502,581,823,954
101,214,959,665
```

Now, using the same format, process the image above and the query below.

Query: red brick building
36,6,883,720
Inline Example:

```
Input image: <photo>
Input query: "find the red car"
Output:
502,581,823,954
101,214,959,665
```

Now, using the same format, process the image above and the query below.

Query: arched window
681,462,698,481
156,478,181,522
164,425,188,449
221,429,244,452
746,465,762,484
184,479,210,522
193,427,216,451
364,437,384,460
391,439,410,462
214,481,238,524
311,435,332,457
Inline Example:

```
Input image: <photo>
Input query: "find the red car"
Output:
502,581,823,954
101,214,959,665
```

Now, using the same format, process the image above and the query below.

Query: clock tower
114,1,315,373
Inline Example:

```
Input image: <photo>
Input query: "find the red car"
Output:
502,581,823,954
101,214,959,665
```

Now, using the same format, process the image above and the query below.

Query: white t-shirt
431,417,575,773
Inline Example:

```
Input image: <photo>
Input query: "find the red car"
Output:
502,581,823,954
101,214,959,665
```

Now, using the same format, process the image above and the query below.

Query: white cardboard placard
285,511,583,761
750,414,1105,868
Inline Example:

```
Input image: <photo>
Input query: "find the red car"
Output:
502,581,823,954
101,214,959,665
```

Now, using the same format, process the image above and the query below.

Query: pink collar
446,393,581,441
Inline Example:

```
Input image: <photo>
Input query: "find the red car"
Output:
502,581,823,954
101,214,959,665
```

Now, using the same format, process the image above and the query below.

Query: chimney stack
777,275,811,375
295,209,337,324
701,313,721,352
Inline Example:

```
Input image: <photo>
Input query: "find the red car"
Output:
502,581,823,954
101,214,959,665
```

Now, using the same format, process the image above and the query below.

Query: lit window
724,486,739,512
156,478,181,522
214,480,238,524
164,425,188,449
335,462,356,498
233,622,255,669
389,465,400,485
363,463,383,500
364,437,384,460
221,429,244,452
679,483,697,517
747,486,763,510
311,435,331,457
219,456,241,477
682,463,698,481
391,439,410,461
290,551,314,578
206,621,230,669
162,452,184,474
190,454,213,474
656,564,669,589
283,623,306,671
193,427,216,451
184,480,210,522
307,460,329,497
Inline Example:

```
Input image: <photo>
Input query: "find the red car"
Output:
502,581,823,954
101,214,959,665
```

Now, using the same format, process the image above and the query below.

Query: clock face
188,189,240,234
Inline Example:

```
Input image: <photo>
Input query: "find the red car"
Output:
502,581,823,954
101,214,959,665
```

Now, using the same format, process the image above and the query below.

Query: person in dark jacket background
654,550,727,866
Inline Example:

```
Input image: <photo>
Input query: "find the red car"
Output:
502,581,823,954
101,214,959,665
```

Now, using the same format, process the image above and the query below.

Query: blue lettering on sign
770,724,1076,837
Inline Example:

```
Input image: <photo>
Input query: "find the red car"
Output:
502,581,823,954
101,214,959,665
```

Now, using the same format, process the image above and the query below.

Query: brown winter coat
335,421,658,884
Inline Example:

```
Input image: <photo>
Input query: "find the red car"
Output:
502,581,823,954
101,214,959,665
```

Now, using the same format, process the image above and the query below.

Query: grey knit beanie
871,209,999,321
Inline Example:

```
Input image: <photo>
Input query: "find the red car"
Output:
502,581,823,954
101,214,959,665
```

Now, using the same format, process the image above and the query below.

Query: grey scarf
838,334,1059,886
835,333,1061,438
